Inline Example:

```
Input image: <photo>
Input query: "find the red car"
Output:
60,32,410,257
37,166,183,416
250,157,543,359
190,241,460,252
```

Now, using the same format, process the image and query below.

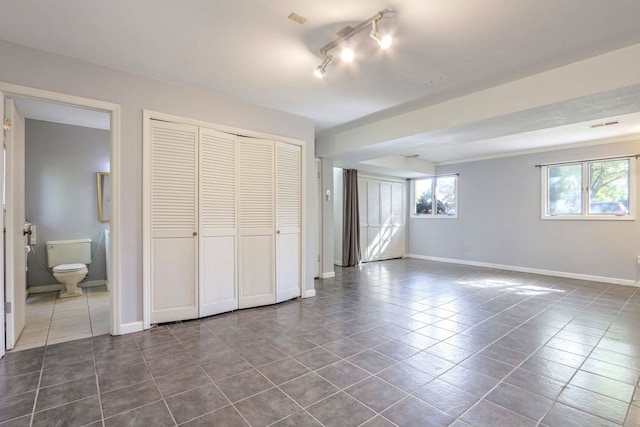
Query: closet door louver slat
276,143,301,230
200,130,236,230
150,126,196,232
239,141,274,230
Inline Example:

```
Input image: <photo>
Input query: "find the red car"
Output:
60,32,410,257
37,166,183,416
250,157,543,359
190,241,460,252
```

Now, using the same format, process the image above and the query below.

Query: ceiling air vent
590,120,619,129
288,12,307,24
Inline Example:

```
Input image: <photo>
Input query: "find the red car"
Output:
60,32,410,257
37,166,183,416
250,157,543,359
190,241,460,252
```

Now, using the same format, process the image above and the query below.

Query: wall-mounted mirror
97,172,111,223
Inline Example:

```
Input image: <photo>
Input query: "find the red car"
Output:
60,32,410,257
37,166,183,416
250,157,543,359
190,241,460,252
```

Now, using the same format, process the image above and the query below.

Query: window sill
411,214,458,219
541,215,635,221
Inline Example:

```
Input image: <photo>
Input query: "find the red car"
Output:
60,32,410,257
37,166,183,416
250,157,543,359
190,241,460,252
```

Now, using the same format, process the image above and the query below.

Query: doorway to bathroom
0,85,121,356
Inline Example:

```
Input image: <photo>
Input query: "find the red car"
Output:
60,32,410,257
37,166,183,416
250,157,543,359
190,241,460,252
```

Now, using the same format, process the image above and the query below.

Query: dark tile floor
1,258,639,426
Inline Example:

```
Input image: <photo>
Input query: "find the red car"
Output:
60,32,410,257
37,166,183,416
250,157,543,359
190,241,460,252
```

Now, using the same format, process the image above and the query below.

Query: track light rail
319,12,383,56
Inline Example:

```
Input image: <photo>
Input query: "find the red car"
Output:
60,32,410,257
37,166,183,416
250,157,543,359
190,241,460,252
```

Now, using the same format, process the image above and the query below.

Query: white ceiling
1,0,640,174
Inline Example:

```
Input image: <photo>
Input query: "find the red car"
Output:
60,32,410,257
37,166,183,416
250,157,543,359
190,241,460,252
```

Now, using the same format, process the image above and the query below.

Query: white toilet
46,239,92,298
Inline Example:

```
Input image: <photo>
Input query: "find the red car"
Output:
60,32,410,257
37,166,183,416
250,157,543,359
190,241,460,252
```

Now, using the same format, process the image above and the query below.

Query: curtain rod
534,154,639,168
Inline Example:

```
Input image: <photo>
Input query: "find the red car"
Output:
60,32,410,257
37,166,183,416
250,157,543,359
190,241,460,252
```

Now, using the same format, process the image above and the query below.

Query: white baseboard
28,284,63,293
334,260,344,266
120,321,144,335
80,280,108,288
304,289,316,298
320,272,335,279
406,254,638,287
29,279,108,294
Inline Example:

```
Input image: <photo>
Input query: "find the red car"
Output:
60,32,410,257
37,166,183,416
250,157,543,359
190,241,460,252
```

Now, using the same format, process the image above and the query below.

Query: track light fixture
314,11,392,78
370,19,392,49
314,55,333,79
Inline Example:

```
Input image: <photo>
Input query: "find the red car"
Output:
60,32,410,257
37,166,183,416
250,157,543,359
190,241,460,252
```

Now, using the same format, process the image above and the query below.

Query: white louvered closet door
149,120,198,324
378,182,392,260
199,128,238,317
275,142,301,302
366,180,381,261
358,178,369,262
238,138,276,309
387,182,405,259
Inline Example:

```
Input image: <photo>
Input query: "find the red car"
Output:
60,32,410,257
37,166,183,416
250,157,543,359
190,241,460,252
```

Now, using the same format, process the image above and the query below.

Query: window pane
435,176,456,215
547,164,582,215
588,159,629,215
414,178,433,214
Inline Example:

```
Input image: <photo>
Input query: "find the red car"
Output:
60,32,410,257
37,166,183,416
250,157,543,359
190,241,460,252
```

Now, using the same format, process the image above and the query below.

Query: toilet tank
46,239,92,267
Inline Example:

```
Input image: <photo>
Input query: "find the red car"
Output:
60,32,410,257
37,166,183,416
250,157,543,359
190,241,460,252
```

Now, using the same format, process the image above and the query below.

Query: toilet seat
52,263,87,273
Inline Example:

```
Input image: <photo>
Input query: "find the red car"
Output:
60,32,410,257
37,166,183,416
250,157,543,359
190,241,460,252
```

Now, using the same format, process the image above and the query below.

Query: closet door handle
193,231,198,237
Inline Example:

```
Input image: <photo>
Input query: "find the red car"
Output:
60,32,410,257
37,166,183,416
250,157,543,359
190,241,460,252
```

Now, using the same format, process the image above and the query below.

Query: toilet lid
53,263,87,273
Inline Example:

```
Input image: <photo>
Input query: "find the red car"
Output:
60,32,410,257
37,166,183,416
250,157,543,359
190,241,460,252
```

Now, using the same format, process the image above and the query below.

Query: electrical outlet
636,255,640,266
30,225,36,245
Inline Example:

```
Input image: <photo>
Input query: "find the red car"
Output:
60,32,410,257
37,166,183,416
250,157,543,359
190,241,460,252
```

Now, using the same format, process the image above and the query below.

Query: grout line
27,350,46,427
90,337,107,427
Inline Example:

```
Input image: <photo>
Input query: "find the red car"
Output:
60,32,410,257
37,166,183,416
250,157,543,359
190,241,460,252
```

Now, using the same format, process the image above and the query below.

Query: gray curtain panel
342,169,361,266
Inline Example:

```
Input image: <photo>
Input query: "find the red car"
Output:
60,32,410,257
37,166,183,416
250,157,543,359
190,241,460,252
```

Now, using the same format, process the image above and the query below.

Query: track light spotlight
314,55,333,79
341,43,355,62
370,19,392,49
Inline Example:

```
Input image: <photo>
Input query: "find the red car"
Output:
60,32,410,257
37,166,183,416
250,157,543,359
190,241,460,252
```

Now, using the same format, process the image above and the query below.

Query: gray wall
0,40,315,325
408,138,640,282
25,119,110,287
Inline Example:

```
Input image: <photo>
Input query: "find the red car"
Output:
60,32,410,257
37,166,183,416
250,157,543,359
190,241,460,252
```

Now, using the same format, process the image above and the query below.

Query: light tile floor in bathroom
11,286,110,352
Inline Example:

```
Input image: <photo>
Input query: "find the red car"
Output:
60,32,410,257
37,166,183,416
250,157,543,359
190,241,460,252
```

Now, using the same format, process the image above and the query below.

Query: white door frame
315,159,321,278
3,97,26,351
142,110,306,329
0,82,122,354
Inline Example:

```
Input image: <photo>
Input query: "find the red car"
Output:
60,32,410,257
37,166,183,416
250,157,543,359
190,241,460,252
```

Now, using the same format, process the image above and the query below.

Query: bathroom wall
25,119,110,288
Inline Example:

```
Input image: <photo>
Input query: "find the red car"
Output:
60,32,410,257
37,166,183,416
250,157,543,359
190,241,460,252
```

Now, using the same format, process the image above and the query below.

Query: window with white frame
412,175,458,218
541,156,635,219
